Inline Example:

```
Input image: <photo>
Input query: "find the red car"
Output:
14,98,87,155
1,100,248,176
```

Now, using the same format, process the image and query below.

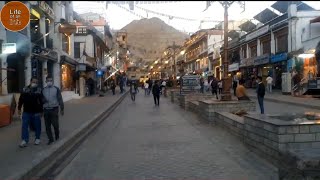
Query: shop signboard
254,54,270,66
2,43,16,54
228,63,239,72
271,53,288,63
246,25,269,41
247,57,254,67
180,75,201,94
308,80,318,89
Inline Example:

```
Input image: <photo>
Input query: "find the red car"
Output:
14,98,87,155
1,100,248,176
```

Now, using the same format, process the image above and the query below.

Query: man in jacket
256,76,266,114
42,76,64,145
18,77,43,148
211,77,219,99
152,80,161,106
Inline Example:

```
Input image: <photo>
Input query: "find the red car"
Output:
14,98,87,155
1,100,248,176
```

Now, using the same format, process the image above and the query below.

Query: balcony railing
46,37,53,49
31,31,44,47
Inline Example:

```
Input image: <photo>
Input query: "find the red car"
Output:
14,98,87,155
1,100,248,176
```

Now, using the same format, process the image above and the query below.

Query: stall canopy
310,16,320,24
238,21,256,32
271,1,315,14
253,8,279,24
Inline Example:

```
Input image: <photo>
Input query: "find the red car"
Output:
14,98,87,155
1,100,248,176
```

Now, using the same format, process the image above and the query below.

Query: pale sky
73,1,320,34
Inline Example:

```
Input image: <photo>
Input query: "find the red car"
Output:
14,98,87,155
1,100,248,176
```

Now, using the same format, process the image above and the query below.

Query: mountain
120,17,189,62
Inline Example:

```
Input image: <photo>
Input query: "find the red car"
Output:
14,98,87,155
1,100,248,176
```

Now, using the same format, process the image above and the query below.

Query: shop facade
271,52,288,89
253,54,271,82
228,62,240,81
60,55,77,92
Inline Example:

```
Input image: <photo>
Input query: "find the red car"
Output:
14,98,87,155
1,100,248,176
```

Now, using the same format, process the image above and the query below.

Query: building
73,12,112,96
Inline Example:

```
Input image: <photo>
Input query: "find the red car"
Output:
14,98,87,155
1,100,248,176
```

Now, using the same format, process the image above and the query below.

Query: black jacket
256,82,265,97
152,84,161,95
18,86,43,113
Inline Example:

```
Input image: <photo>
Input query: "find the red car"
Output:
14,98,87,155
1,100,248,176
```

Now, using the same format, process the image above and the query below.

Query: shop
228,62,240,80
60,55,77,92
271,52,288,89
253,54,271,82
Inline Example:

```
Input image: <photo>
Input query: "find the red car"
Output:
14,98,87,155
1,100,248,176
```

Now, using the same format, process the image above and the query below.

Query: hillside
120,17,189,62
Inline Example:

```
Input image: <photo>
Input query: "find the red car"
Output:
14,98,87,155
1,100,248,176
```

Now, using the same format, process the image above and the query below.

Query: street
55,91,280,180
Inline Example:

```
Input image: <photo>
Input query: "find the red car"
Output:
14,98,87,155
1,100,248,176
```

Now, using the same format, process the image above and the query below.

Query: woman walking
130,81,138,101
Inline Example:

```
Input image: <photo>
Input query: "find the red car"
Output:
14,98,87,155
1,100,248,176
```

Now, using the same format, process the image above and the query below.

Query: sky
73,1,320,34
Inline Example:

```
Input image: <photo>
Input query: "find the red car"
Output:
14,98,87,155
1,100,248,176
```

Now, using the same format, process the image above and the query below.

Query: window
261,41,271,55
74,42,81,58
250,46,257,58
77,27,87,34
276,34,288,53
62,34,70,54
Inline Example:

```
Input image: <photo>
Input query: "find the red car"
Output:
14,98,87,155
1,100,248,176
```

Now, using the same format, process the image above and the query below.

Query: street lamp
166,41,180,85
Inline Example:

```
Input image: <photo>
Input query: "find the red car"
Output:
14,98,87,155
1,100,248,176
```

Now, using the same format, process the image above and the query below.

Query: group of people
18,76,64,148
199,77,223,99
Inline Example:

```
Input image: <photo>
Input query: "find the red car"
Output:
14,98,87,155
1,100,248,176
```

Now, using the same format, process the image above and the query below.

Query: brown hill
120,17,189,62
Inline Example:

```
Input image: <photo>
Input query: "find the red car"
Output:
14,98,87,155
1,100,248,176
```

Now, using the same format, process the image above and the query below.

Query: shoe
34,139,41,145
19,140,27,148
47,140,54,145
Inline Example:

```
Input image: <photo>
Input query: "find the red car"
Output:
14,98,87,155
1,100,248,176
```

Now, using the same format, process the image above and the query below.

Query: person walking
147,78,153,95
110,79,116,95
256,76,266,114
144,81,149,96
218,80,223,94
129,81,137,101
18,77,43,148
266,75,273,93
232,79,238,96
210,77,219,99
42,76,64,145
204,79,209,92
152,80,161,106
200,78,205,93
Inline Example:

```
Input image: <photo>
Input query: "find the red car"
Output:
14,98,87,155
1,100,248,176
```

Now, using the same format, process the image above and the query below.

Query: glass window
262,41,271,55
250,46,257,58
74,42,81,58
276,35,288,53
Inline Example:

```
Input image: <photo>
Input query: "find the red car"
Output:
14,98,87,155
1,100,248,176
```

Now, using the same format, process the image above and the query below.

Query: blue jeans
21,112,41,142
257,96,264,114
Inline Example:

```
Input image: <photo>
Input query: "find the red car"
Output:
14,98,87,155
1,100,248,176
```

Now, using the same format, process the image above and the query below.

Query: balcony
31,31,44,47
46,37,53,49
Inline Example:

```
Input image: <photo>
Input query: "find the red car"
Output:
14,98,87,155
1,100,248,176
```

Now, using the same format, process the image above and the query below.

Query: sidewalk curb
10,92,129,180
248,95,320,109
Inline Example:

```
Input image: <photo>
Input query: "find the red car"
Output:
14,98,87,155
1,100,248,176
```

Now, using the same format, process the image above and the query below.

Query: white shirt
161,81,166,86
144,83,149,89
266,76,273,84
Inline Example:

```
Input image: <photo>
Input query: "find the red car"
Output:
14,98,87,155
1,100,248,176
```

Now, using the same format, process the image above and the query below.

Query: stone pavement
246,88,320,109
56,91,279,180
0,89,125,179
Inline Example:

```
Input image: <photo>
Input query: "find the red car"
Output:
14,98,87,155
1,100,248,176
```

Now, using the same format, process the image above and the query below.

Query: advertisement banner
271,53,288,63
228,63,239,72
254,54,270,66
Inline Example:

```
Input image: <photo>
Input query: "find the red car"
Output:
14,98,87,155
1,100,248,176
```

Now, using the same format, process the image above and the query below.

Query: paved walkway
246,88,320,109
56,92,278,180
0,89,125,179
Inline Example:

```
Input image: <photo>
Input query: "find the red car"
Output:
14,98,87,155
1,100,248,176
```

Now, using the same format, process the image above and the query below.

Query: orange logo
0,1,30,32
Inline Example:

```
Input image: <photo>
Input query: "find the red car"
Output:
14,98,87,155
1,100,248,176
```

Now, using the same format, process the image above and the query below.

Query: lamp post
166,41,180,86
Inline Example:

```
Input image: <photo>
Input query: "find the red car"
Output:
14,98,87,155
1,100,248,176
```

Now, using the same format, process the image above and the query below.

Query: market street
55,92,281,180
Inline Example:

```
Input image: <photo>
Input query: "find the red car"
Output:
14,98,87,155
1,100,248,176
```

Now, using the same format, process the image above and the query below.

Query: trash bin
0,104,11,127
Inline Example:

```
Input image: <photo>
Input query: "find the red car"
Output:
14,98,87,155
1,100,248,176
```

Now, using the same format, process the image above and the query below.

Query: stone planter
179,94,213,110
197,99,256,123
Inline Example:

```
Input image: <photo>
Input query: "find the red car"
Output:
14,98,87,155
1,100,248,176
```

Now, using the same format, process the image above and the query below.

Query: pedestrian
130,81,137,101
236,79,250,100
204,79,209,92
256,76,266,114
42,76,64,145
110,79,116,95
200,78,204,93
232,79,238,96
147,78,153,95
18,77,43,148
210,77,219,99
218,80,223,94
144,81,149,96
266,75,273,93
152,80,161,106
119,77,124,94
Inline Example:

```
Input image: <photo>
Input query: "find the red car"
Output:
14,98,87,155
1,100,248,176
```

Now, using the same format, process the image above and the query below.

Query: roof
310,16,320,24
238,21,256,32
253,8,279,24
271,1,315,13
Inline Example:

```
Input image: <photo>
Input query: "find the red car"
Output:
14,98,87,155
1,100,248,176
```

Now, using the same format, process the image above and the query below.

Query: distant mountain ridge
120,17,189,62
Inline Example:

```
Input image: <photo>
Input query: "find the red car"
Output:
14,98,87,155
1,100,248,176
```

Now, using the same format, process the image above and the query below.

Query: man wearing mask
256,76,266,114
18,77,43,148
42,76,64,145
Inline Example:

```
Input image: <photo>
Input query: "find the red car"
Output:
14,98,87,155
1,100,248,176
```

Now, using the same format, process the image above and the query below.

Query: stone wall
187,101,199,114
169,90,181,103
215,112,244,140
179,94,213,110
198,100,256,123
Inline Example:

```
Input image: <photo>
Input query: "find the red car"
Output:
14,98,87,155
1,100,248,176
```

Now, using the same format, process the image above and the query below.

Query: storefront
253,54,271,82
271,52,288,89
228,62,240,80
60,55,77,91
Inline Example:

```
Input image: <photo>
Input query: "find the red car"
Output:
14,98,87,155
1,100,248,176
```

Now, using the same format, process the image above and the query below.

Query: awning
60,55,78,67
310,16,320,24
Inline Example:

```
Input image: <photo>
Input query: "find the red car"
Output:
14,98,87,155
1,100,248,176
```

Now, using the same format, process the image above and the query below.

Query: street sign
2,43,16,54
180,75,201,94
